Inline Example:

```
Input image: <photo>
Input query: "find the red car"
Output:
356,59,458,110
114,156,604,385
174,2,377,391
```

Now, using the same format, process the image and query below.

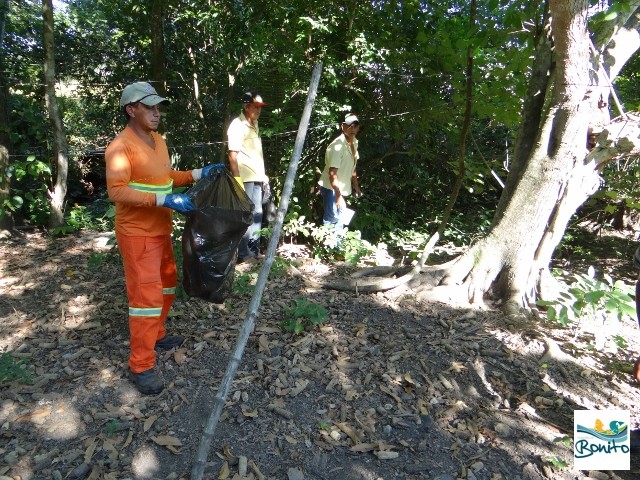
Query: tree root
539,336,575,365
297,265,420,293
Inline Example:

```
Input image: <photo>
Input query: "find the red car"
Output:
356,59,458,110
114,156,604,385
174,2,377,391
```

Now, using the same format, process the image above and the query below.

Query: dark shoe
129,368,164,395
155,335,184,350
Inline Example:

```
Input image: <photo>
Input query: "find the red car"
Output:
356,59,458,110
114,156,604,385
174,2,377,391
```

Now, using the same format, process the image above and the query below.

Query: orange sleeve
171,169,197,189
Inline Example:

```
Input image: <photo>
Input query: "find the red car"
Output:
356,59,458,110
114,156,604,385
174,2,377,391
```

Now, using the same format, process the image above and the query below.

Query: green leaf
536,300,557,307
584,291,605,303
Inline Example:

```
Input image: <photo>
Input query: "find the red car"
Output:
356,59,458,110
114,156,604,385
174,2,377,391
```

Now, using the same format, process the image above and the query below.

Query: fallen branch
302,265,419,293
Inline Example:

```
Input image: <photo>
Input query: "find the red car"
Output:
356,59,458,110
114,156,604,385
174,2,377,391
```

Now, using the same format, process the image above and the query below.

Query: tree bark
0,0,13,232
42,0,69,229
493,4,553,227
420,0,640,315
151,0,167,95
435,1,590,306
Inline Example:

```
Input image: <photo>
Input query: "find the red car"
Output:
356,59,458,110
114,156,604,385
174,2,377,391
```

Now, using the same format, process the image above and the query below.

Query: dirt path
1,232,640,480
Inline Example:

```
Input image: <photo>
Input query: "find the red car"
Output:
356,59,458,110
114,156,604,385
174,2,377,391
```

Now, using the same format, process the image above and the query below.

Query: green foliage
548,436,572,470
613,334,629,350
318,421,331,432
2,155,51,225
6,0,635,263
283,214,377,264
536,267,636,328
281,297,328,334
351,198,400,242
87,251,116,270
283,212,313,243
51,205,112,235
545,456,569,469
0,352,35,385
385,228,429,262
269,256,290,279
553,435,572,448
311,226,377,264
234,272,256,295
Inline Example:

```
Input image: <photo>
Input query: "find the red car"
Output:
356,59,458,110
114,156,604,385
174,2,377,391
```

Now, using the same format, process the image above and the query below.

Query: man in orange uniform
106,82,215,395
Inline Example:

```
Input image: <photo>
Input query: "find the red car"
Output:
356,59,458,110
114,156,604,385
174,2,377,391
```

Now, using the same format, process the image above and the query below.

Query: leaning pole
191,62,323,480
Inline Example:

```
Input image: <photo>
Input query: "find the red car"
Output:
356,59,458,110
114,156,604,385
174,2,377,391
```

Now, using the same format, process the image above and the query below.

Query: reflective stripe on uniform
129,307,162,317
128,180,174,194
163,286,176,295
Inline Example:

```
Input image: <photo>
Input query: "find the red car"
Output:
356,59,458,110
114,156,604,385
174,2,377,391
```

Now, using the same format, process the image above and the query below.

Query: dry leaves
150,435,183,454
2,233,640,480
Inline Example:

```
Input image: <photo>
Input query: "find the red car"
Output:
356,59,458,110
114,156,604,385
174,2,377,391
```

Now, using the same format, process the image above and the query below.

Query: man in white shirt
227,92,268,262
317,113,362,232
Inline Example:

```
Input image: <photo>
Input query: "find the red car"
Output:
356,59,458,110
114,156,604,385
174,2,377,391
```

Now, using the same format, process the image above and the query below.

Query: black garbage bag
182,167,253,303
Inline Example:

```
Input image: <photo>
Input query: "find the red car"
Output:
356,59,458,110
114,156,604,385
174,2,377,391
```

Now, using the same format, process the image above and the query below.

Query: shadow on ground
1,232,640,479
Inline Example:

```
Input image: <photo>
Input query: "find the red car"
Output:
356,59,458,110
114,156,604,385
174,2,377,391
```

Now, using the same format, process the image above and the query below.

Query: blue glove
157,193,195,213
202,163,224,178
193,164,224,181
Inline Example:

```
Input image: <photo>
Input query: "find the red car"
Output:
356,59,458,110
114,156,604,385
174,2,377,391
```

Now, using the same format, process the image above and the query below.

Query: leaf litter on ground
1,232,640,479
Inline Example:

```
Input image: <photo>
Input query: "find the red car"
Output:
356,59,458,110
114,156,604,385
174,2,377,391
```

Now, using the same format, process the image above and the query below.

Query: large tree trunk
42,0,69,229
426,1,640,312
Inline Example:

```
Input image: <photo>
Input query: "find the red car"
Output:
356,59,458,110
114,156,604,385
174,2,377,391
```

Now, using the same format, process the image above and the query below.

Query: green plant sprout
269,256,290,279
281,297,328,334
234,272,256,295
0,352,35,385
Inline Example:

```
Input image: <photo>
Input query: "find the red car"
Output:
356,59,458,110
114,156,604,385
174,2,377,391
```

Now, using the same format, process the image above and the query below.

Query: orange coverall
105,126,194,373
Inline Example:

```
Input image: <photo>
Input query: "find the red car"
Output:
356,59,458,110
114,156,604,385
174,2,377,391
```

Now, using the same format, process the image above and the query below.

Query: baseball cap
241,92,267,106
343,113,359,125
119,82,170,107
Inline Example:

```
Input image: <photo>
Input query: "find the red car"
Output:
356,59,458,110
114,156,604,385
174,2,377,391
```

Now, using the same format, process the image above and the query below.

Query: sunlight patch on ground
132,446,160,479
0,399,18,424
0,315,34,352
27,399,84,440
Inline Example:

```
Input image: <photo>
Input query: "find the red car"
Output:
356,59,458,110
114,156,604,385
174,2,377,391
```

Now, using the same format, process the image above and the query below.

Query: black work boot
155,335,184,350
129,368,164,395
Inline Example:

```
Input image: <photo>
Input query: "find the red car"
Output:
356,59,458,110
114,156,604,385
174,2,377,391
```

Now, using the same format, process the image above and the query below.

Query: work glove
234,176,245,192
156,193,196,213
192,163,224,181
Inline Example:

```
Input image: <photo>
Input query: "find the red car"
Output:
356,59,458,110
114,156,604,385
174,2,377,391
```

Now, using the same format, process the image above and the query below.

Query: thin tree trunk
0,0,13,232
219,61,244,165
42,0,69,229
151,0,166,95
187,46,207,129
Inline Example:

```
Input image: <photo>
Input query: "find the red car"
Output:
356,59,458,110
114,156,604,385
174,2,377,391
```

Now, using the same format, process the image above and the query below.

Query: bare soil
2,231,640,480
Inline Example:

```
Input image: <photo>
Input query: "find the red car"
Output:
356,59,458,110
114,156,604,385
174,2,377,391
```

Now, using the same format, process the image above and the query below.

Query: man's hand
156,193,196,213
335,193,346,211
192,164,224,181
202,164,224,178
